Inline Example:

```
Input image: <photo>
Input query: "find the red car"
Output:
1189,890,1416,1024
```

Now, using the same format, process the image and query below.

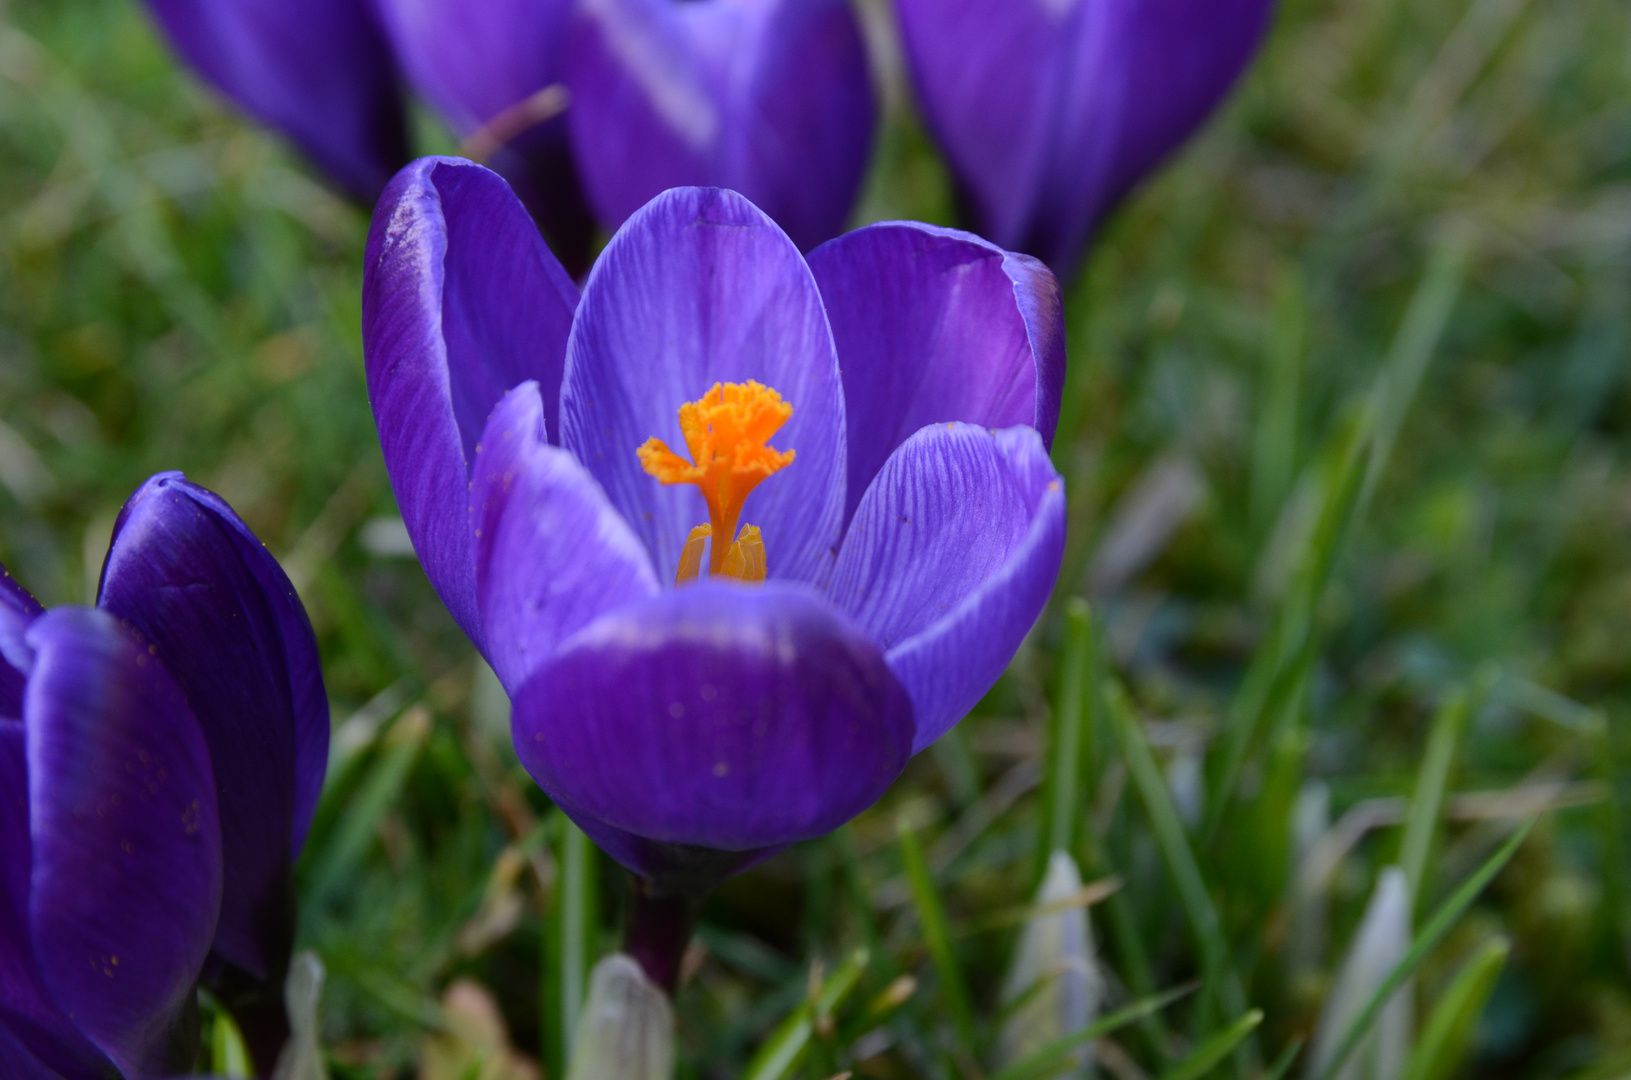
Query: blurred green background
0,0,1628,1076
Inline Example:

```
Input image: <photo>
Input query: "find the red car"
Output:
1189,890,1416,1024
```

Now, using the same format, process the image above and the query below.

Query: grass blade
1311,819,1535,1080
899,816,977,1055
1403,936,1509,1080
738,948,869,1080
1399,687,1471,910
1155,1010,1264,1080
987,983,1197,1080
544,816,599,1079
1038,598,1096,879
1106,684,1252,1064
1250,265,1307,538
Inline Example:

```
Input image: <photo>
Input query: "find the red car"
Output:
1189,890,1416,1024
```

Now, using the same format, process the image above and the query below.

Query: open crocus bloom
364,159,1065,885
0,475,328,1080
895,0,1277,278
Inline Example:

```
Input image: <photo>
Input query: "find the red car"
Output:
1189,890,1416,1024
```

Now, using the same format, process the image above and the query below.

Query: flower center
637,381,795,584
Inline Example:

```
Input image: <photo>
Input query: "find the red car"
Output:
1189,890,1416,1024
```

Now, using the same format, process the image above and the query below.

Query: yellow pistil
638,381,794,582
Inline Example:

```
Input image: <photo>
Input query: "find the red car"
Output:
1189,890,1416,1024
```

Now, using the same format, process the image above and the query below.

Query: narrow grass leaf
987,983,1197,1080
545,816,599,1079
1402,936,1509,1080
1311,820,1535,1080
1038,598,1095,879
899,816,978,1055
1107,684,1250,1030
1399,688,1471,910
739,948,869,1080
1155,1010,1264,1080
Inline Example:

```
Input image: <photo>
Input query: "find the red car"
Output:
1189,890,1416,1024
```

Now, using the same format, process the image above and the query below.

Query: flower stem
623,878,701,995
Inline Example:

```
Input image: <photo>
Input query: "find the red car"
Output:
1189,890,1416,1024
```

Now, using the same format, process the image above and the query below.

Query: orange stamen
638,381,794,580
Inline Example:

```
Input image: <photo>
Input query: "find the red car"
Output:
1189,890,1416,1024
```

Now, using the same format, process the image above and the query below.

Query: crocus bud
996,850,1104,1074
1307,866,1413,1080
565,955,675,1080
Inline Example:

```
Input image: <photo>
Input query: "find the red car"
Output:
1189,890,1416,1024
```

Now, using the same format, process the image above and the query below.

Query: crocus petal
25,608,222,1080
471,382,660,694
364,157,580,646
808,222,1065,524
826,424,1065,752
560,188,846,587
0,566,43,718
370,0,594,270
895,0,1274,275
97,474,326,983
566,0,874,251
0,721,111,1080
142,0,409,202
511,582,913,856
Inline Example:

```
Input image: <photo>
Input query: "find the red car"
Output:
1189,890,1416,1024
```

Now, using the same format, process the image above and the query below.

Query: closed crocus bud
141,0,410,203
997,851,1104,1075
0,474,328,1080
565,955,675,1080
369,0,595,273
1307,867,1413,1080
565,0,876,253
894,0,1277,279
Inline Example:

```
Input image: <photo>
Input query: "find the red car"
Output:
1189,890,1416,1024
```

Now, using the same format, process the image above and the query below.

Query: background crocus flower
143,0,410,203
893,0,1277,278
0,474,329,1079
565,0,876,252
363,159,1064,971
369,0,596,272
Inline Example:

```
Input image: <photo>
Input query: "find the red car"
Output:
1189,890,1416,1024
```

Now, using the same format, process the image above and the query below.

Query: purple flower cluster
142,0,1274,277
0,476,327,1080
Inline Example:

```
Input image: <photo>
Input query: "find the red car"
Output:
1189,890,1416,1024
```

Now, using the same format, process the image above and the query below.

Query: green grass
1,0,1629,1076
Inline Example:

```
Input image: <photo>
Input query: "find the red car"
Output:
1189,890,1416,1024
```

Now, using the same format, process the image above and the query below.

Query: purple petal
808,222,1065,525
25,608,222,1080
895,0,1274,275
511,582,913,855
567,814,773,892
142,0,409,201
559,188,846,587
0,566,43,718
565,0,874,251
370,0,594,269
364,157,580,646
471,383,660,694
97,474,325,983
0,722,114,1080
826,424,1065,753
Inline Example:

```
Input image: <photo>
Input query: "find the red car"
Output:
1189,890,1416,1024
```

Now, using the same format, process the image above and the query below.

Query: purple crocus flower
565,0,877,253
143,0,410,203
0,474,329,1079
894,0,1277,277
363,158,1065,945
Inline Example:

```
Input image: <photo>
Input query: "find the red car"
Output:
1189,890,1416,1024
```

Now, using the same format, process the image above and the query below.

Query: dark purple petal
565,0,874,251
25,608,221,1080
560,188,846,587
471,383,660,694
370,0,594,270
372,0,573,133
808,222,1065,525
511,582,913,856
895,0,1274,275
826,424,1065,752
142,0,409,202
567,814,773,892
0,566,43,719
364,157,580,646
97,474,325,984
0,722,112,1080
